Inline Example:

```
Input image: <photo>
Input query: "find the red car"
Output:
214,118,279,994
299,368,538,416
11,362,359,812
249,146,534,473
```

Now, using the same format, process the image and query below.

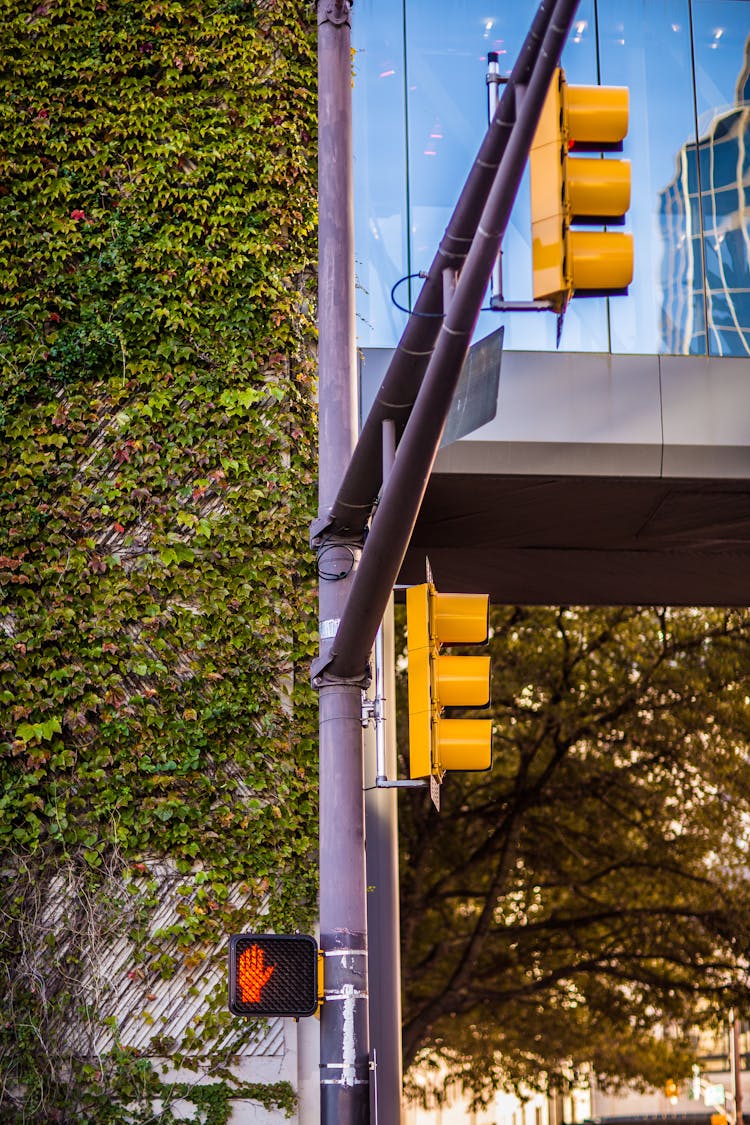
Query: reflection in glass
352,0,750,358
352,0,409,348
596,0,697,355
403,0,609,352
659,25,750,357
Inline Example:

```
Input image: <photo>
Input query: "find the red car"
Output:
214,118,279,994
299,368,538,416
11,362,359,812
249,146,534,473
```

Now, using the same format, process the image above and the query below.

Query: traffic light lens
432,593,489,644
569,230,634,290
438,718,492,772
568,157,631,220
436,654,491,707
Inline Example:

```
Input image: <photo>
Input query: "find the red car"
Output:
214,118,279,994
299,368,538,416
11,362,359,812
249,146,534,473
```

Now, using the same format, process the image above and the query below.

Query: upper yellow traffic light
406,583,492,779
530,67,633,311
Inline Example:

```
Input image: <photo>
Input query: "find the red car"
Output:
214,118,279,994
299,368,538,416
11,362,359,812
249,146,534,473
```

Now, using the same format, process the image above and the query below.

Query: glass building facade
352,0,750,357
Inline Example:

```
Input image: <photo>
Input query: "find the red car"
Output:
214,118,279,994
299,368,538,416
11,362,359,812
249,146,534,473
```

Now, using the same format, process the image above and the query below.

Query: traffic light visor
437,718,492,772
567,156,631,221
432,592,489,644
566,84,629,146
569,230,634,291
435,654,491,707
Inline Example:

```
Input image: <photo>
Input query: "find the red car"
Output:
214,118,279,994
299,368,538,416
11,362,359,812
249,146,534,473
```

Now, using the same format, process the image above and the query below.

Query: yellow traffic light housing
406,583,492,779
664,1079,679,1101
228,933,319,1018
530,68,633,311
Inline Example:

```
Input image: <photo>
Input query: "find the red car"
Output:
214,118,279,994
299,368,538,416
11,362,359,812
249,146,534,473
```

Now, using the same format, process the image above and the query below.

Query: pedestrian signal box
228,934,319,1018
529,67,633,311
407,582,492,779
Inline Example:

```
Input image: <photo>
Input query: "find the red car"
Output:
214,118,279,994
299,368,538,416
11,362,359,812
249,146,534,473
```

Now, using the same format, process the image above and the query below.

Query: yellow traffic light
530,67,633,311
406,583,492,779
664,1079,679,1101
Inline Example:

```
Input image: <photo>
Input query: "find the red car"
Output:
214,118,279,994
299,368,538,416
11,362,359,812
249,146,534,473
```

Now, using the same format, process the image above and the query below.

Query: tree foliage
399,605,750,1106
0,0,318,1119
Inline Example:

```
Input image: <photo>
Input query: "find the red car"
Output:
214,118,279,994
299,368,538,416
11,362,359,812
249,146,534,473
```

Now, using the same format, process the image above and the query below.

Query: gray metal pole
326,0,581,682
317,2,370,1121
364,421,403,1122
731,1013,744,1125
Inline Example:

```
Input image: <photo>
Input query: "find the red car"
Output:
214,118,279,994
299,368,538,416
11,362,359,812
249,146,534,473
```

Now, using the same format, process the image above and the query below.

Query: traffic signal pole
316,2,371,1122
313,4,580,1121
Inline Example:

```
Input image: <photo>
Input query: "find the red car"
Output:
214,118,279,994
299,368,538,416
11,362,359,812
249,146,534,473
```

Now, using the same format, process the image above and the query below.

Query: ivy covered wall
0,0,319,1120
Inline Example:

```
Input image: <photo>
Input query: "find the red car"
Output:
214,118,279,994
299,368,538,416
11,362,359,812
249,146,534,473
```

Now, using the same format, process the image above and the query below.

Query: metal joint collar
317,0,352,28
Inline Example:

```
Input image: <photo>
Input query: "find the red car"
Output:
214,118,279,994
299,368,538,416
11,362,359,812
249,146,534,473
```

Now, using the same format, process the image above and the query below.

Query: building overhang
360,348,750,605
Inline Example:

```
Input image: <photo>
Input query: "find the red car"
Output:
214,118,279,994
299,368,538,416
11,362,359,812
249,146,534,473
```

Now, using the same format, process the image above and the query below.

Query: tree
399,605,750,1105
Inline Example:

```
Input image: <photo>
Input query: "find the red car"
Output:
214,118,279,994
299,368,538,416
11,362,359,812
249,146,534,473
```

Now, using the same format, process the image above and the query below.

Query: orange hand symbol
238,944,275,1004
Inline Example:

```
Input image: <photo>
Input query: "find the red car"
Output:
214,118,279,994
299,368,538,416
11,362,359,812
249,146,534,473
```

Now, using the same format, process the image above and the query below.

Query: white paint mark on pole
341,982,356,1086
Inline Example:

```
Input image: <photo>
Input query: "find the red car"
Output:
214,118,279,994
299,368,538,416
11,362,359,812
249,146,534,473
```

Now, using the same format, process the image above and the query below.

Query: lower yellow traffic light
664,1079,679,1101
228,933,319,1017
407,583,492,779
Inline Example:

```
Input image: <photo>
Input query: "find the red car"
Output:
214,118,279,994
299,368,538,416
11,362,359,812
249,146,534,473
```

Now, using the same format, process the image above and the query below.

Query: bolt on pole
316,1,371,1122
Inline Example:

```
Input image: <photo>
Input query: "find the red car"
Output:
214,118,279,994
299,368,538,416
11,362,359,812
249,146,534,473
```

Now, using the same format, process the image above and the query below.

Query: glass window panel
710,291,742,326
691,233,706,286
352,0,409,348
404,0,533,350
705,237,723,286
598,0,698,355
403,0,608,353
693,145,710,196
709,129,741,191
712,325,748,354
352,0,747,359
692,0,750,357
713,183,743,219
687,284,708,355
723,228,750,286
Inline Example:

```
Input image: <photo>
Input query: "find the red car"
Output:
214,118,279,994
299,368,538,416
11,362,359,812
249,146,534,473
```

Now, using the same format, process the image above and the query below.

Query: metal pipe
731,1012,744,1125
374,418,396,785
316,1,370,1120
487,51,504,304
324,0,560,539
365,417,403,1122
374,624,386,783
326,0,582,682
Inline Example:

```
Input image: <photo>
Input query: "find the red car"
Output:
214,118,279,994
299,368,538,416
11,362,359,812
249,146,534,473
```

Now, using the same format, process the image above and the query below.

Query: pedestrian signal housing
406,582,492,779
530,67,633,311
228,933,319,1018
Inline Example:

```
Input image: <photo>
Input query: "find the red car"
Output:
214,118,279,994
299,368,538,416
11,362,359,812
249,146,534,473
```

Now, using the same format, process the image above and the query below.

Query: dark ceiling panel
400,474,750,605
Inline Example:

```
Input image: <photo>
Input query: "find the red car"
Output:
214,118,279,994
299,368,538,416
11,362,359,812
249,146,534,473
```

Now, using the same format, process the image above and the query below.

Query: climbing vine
0,0,318,1120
